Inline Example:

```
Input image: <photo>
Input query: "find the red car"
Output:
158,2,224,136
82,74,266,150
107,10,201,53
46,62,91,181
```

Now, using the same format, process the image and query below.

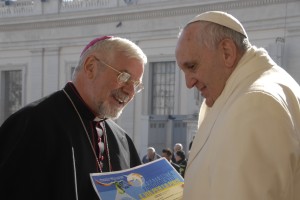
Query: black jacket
0,82,141,200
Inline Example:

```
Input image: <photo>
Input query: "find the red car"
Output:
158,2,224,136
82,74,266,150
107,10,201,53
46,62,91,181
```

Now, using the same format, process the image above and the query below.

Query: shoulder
230,88,290,116
0,90,65,133
105,119,132,141
13,90,63,117
105,119,126,135
105,119,123,130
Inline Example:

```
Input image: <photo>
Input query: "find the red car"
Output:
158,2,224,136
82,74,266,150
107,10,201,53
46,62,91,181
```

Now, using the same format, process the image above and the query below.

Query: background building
0,0,299,157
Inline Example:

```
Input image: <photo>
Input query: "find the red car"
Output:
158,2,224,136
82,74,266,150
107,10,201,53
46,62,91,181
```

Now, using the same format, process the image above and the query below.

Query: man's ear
219,39,237,68
83,56,97,79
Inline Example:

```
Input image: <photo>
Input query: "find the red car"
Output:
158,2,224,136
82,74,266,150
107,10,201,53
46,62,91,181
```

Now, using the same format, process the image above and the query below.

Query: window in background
1,70,22,122
151,61,175,115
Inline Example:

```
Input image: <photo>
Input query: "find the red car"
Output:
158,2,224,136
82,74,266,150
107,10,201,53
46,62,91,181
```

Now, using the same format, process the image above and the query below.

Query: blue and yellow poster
90,158,184,200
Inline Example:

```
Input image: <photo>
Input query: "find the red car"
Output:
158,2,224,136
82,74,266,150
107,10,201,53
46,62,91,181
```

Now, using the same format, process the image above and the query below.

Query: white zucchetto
188,11,248,38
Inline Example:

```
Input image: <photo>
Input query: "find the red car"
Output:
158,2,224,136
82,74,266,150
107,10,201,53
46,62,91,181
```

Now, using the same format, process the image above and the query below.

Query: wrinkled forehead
177,23,201,50
176,25,203,65
176,30,192,57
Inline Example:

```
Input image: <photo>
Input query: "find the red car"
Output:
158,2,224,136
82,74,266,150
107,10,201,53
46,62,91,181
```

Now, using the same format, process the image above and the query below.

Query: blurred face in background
162,152,172,161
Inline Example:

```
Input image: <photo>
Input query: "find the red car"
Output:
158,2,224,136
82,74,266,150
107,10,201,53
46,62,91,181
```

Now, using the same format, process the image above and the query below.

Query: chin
105,110,123,120
99,103,124,119
205,99,215,107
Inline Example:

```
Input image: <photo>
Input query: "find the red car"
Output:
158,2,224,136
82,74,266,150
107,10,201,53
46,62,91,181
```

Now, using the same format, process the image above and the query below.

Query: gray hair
72,37,147,80
184,21,251,53
174,143,183,149
147,147,156,153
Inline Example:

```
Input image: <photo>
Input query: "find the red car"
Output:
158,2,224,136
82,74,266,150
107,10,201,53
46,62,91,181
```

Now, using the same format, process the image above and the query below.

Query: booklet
90,157,184,200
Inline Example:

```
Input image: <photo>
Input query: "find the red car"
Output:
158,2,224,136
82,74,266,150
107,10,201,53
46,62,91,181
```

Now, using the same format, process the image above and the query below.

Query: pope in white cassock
176,11,300,200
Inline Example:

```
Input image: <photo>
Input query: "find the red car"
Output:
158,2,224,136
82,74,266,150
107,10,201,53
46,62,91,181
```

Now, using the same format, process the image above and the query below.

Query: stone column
275,37,285,67
43,47,60,96
166,118,173,150
28,48,44,103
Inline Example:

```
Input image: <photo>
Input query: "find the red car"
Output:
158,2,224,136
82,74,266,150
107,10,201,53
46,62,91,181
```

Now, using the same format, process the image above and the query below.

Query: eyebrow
181,61,196,68
103,60,142,83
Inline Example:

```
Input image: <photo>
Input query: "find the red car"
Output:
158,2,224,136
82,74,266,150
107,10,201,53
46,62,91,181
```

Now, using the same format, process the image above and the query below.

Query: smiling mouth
111,89,130,105
115,97,126,104
198,86,207,97
197,85,204,92
113,95,130,105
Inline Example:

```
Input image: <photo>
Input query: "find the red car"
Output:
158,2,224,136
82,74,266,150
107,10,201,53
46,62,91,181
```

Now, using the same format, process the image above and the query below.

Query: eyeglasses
93,56,144,93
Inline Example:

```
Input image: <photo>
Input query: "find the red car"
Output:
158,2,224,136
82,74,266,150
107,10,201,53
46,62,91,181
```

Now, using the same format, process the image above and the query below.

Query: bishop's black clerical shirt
0,82,141,200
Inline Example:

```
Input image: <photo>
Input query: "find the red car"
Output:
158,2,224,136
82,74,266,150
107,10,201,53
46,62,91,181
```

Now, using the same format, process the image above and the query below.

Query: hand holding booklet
90,157,184,200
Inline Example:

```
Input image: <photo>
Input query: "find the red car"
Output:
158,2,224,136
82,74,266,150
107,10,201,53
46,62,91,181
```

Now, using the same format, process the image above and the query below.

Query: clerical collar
94,117,106,122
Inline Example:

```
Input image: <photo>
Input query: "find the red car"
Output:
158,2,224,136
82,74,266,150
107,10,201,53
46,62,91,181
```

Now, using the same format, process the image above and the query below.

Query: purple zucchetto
80,36,113,56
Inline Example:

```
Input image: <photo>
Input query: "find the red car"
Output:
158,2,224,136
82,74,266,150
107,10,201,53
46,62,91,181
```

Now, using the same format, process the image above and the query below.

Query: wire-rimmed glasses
93,56,144,93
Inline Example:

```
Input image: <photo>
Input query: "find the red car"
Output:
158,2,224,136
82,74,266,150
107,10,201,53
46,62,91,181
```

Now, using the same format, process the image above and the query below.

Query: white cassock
183,46,300,200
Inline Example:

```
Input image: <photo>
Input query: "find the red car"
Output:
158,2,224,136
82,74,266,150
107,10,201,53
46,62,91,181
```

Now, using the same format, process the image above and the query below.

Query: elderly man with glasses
0,36,147,200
